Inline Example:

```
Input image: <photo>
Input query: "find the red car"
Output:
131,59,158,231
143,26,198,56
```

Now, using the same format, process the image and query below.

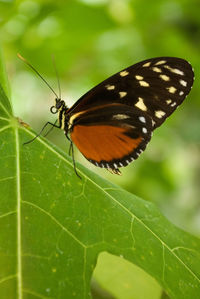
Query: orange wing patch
71,124,142,162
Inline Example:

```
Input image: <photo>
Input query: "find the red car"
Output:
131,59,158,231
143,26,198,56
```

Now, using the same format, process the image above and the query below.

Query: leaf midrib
15,126,22,299
0,101,12,118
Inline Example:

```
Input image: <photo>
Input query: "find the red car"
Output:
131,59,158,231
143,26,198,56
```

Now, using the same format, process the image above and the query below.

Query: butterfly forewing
66,57,194,172
69,57,194,127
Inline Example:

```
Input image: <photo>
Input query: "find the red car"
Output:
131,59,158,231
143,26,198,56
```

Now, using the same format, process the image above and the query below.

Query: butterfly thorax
50,98,69,130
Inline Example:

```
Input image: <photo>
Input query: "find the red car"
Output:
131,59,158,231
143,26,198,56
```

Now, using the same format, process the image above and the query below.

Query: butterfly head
50,98,67,114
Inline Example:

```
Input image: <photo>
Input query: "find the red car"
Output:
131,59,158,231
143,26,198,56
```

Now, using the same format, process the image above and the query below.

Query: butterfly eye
50,106,58,114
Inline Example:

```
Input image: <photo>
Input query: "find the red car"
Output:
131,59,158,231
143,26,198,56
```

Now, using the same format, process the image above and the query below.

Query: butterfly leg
66,134,81,179
23,119,60,145
43,119,58,137
68,140,73,156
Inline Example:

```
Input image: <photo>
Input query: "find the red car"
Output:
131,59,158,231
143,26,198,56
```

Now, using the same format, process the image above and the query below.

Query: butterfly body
49,57,194,174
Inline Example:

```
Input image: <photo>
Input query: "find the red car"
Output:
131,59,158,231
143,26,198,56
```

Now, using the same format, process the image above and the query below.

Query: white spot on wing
179,91,184,96
171,102,176,107
142,127,147,134
155,60,166,65
164,65,184,75
174,69,184,75
155,110,166,118
139,80,150,87
139,116,146,123
159,74,170,81
120,70,129,77
143,62,151,67
119,91,127,98
135,97,147,111
166,99,172,104
135,75,144,80
179,79,187,87
112,114,130,120
106,84,115,90
167,86,176,94
152,67,162,73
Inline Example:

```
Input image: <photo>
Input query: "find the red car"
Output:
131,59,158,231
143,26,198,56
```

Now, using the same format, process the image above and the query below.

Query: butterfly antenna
17,53,59,99
52,54,61,99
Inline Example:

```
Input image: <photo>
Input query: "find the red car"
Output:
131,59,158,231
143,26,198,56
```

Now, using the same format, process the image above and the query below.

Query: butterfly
19,55,194,175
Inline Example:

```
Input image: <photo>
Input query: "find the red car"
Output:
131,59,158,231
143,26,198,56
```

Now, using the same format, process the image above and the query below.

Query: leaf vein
0,101,11,117
0,210,16,219
23,289,53,299
0,116,10,121
0,124,12,133
0,176,16,182
21,200,86,248
162,243,166,282
0,274,17,285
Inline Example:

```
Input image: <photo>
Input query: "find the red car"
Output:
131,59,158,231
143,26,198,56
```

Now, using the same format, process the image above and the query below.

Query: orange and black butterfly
19,55,194,175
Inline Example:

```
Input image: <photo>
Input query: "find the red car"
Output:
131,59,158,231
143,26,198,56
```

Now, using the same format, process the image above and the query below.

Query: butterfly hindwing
68,57,194,130
69,103,153,171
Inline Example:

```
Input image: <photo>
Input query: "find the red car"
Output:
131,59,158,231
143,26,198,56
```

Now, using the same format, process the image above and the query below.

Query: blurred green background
1,0,200,298
0,0,199,239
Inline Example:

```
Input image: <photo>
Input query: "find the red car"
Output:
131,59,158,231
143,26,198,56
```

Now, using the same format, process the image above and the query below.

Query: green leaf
0,57,200,299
